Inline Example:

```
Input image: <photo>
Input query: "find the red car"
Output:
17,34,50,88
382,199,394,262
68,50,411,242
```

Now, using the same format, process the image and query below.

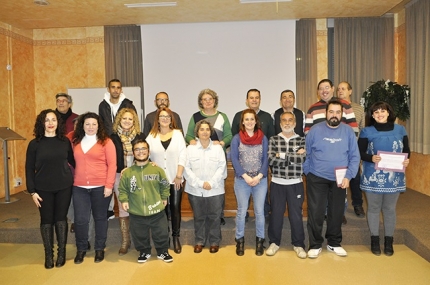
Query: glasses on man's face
134,147,148,153
159,115,171,119
318,86,331,91
56,99,69,103
156,98,169,103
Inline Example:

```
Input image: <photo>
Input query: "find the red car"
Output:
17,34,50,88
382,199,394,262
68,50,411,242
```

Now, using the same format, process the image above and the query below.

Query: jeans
234,177,268,239
73,186,111,251
188,194,224,246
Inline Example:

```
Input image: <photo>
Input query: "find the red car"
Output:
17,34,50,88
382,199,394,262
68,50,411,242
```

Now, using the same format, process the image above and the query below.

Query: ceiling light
240,0,291,3
34,0,50,5
124,2,177,8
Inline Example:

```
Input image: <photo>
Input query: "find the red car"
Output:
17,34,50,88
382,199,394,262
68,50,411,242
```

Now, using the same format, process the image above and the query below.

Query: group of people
26,78,410,269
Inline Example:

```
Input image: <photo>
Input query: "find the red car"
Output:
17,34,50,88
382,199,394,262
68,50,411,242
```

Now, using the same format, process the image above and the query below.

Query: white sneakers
266,243,280,256
327,245,347,257
307,248,322,259
293,246,307,259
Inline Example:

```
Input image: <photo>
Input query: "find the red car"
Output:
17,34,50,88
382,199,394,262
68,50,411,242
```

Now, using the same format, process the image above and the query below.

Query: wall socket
14,177,22,187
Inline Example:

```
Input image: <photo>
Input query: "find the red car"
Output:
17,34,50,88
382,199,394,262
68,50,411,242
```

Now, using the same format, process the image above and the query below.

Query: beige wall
1,11,429,198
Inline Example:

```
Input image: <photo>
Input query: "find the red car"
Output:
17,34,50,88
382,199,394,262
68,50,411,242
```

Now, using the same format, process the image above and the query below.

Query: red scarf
239,129,264,145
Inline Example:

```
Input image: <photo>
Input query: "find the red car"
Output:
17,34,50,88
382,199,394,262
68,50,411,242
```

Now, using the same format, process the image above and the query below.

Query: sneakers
293,246,307,259
327,245,347,257
107,210,115,220
266,243,280,256
138,252,151,263
157,251,173,263
307,248,322,259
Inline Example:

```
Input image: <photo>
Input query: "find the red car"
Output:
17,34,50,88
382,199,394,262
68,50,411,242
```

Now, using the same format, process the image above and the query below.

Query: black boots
370,236,381,256
173,236,182,254
40,224,54,269
54,221,68,267
384,236,394,256
256,237,265,256
235,237,245,256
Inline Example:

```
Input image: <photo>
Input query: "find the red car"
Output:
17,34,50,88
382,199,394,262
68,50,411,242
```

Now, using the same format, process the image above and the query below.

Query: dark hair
194,120,214,138
317,79,334,89
155,92,169,99
239,109,261,133
72,112,109,145
132,139,149,152
33,109,66,141
366,101,396,126
108,79,121,87
149,107,179,137
280,89,295,100
246,89,260,99
325,98,344,113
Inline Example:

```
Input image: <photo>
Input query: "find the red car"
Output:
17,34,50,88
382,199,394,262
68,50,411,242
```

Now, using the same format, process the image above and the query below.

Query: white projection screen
141,20,296,129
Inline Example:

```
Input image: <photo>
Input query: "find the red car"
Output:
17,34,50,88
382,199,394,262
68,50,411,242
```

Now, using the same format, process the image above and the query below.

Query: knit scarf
117,126,137,166
239,129,264,145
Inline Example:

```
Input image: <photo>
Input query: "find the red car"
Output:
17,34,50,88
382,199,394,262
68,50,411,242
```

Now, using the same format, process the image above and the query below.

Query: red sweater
73,139,117,189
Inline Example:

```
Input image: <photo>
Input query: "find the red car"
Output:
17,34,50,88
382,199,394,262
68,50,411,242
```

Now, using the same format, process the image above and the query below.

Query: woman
359,101,410,256
72,112,116,264
25,109,75,269
146,107,186,254
184,120,227,254
230,109,269,256
111,108,145,255
185,88,232,149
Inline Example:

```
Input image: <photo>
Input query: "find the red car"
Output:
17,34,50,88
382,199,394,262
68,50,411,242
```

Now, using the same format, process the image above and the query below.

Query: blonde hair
112,108,140,133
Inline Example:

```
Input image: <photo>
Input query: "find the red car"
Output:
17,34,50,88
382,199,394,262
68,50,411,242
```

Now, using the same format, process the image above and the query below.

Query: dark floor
1,189,429,262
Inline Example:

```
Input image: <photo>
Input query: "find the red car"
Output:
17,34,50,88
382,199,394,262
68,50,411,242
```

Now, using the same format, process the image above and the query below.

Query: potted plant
361,79,410,121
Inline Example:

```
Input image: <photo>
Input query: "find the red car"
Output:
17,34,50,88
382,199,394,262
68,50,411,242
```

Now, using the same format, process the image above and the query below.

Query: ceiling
1,0,411,30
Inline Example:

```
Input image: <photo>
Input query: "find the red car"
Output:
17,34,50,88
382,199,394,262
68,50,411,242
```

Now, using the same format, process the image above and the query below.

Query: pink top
73,139,117,188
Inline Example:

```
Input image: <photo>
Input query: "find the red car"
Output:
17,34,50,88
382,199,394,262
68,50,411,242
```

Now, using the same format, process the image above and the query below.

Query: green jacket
118,163,170,216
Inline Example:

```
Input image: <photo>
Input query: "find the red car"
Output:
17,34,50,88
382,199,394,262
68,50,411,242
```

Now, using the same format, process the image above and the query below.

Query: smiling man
273,90,305,136
303,98,360,259
55,93,78,133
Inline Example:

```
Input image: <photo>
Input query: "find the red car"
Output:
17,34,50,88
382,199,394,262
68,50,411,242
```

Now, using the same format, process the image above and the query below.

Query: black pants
167,184,183,236
306,173,345,249
37,187,72,225
349,169,363,207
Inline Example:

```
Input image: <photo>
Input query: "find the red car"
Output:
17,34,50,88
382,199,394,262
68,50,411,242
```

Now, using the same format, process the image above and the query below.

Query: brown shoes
194,244,203,253
209,245,219,253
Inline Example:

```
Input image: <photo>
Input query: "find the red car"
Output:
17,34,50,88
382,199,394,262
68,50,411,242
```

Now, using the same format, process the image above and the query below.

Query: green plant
361,79,410,121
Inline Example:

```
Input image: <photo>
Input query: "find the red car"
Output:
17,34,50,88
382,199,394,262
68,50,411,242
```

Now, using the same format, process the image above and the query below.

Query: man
55,93,78,133
273,90,305,137
337,81,365,218
266,112,307,259
231,89,275,138
304,79,358,136
303,99,360,259
99,79,137,136
143,92,183,138
118,139,173,263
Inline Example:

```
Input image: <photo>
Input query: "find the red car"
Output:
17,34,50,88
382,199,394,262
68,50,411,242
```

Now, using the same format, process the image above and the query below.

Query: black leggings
167,184,183,236
37,187,72,225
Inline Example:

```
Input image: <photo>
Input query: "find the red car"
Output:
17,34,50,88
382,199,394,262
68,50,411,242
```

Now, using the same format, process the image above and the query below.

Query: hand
173,177,183,190
189,139,197,145
122,202,129,211
297,148,305,154
32,193,43,208
341,178,350,189
162,200,168,206
243,174,254,186
203,182,212,190
372,155,381,163
104,187,113,198
212,140,221,145
403,158,410,167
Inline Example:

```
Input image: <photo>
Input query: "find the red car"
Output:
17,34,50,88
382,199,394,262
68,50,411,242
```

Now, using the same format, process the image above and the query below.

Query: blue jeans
73,186,111,251
234,177,268,239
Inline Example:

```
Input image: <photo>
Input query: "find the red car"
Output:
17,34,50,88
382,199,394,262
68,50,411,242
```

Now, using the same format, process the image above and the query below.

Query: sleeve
259,136,269,176
104,139,117,189
67,140,75,169
358,128,373,162
266,115,276,138
346,130,360,180
158,169,171,200
231,112,241,137
221,113,233,147
118,171,129,203
287,137,306,165
208,146,227,188
176,131,187,167
304,108,314,134
185,115,196,144
342,102,359,137
143,115,151,138
184,147,204,188
303,133,312,174
230,135,246,177
174,113,184,134
25,140,37,194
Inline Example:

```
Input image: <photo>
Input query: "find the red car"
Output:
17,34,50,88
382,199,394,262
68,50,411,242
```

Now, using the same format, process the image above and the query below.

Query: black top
25,136,75,193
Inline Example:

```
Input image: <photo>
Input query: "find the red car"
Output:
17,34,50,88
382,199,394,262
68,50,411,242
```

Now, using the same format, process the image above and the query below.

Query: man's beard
157,104,168,109
281,126,294,133
327,117,341,127
135,157,149,162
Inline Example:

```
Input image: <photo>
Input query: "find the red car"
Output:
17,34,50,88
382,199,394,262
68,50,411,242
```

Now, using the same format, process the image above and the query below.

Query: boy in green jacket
118,139,172,263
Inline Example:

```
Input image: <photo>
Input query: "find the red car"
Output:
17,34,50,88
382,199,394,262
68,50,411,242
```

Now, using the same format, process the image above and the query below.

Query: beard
281,126,294,133
327,117,341,127
135,157,149,163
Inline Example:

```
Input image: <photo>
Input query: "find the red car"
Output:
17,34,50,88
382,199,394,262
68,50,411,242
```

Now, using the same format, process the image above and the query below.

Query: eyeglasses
156,98,169,102
159,115,171,119
134,147,148,152
56,99,69,103
201,97,214,102
318,86,331,91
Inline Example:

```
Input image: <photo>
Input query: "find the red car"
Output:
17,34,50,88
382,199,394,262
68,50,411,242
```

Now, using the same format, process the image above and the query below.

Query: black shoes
220,218,226,225
95,250,105,263
173,236,182,254
107,210,115,220
370,236,381,256
74,251,86,264
384,236,394,256
354,206,366,218
255,237,265,256
235,237,245,256
342,215,347,225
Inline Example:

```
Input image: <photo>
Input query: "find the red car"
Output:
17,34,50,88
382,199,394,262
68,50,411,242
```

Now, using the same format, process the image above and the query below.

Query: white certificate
375,151,407,172
335,167,348,187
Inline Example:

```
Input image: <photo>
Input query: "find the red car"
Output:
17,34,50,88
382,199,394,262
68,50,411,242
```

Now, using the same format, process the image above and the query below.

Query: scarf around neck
117,125,137,166
239,129,264,145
